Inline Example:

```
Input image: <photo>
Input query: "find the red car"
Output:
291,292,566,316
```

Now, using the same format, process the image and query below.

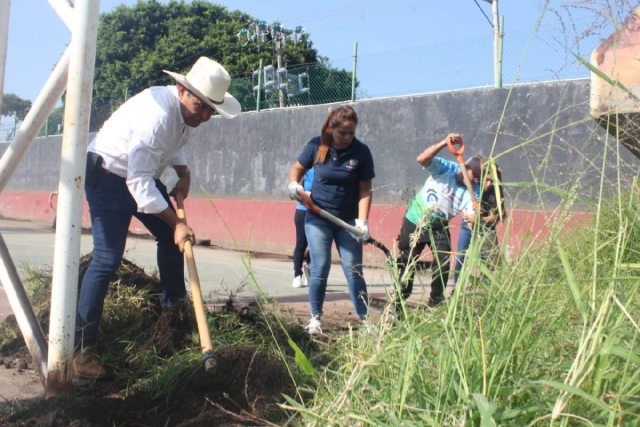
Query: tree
37,106,64,137
91,0,355,130
2,93,31,120
1,93,32,141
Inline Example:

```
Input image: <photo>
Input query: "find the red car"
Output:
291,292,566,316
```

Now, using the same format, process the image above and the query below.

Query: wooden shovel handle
174,194,214,354
446,136,477,205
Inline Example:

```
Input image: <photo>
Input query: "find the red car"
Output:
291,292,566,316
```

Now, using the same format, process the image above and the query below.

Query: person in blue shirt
287,106,375,334
292,168,315,288
395,133,482,309
454,164,505,286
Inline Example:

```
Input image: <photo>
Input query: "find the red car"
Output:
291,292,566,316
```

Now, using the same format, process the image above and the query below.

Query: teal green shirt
405,158,480,227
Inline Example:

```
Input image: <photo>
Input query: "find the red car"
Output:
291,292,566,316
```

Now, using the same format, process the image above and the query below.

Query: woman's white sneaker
292,275,306,288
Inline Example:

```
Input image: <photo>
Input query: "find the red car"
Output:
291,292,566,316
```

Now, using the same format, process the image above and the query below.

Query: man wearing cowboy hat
74,57,240,378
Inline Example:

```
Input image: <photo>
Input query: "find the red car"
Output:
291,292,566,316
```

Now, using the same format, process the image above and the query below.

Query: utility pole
275,37,284,107
238,21,304,108
482,0,503,88
492,0,501,88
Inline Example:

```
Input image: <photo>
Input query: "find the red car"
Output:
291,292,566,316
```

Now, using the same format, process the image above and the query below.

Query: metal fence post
257,58,263,112
497,15,504,88
351,42,358,102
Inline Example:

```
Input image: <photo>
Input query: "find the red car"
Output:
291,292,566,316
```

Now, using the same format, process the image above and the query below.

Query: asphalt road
0,218,438,405
0,218,412,323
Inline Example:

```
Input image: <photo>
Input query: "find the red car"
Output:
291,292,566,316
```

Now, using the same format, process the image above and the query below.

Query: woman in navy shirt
287,106,375,334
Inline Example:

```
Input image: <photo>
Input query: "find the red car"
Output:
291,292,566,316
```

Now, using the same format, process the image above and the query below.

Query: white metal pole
0,0,10,125
46,0,100,396
0,48,70,193
48,0,75,30
0,234,48,386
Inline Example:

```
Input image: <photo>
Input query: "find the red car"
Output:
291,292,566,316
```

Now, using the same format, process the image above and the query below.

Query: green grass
5,170,639,426
4,4,640,425
3,152,640,426
278,188,640,425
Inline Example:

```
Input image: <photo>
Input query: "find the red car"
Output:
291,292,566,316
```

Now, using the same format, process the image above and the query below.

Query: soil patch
0,255,303,426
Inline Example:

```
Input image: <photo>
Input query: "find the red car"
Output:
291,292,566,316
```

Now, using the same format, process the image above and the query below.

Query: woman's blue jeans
76,153,185,347
304,212,368,319
454,221,473,285
455,221,499,285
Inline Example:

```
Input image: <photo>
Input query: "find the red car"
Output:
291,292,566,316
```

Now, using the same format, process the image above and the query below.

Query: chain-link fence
21,19,603,139
229,20,600,107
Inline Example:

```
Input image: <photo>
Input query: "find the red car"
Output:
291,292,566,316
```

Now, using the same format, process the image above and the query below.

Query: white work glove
288,182,303,200
355,219,370,243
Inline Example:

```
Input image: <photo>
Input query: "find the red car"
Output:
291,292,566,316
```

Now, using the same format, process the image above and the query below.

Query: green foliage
1,93,32,140
281,188,640,425
1,93,31,120
253,62,353,110
38,106,64,137
90,0,354,129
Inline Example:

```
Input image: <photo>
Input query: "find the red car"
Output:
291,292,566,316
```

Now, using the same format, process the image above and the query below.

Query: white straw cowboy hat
164,57,241,119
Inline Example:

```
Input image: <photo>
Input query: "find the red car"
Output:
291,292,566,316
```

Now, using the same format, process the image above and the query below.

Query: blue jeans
454,221,500,285
304,212,368,319
454,221,473,285
76,153,185,347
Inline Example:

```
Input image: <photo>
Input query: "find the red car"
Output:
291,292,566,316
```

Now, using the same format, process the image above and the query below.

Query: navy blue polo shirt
298,136,375,220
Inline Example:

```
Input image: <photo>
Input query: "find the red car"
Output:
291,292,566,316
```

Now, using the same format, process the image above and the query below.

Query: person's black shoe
427,297,444,308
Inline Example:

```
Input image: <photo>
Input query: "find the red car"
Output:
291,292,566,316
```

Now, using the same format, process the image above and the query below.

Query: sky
0,0,620,135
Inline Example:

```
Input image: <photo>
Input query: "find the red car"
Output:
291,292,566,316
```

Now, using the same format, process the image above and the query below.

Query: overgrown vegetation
0,256,321,425
276,183,640,425
2,1,640,425
3,179,640,425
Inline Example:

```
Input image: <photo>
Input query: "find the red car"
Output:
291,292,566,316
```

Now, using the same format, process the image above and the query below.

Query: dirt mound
0,255,304,426
147,302,197,356
0,384,271,426
194,346,294,418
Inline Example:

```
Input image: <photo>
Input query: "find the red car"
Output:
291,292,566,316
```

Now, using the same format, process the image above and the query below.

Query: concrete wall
0,79,636,257
183,78,637,208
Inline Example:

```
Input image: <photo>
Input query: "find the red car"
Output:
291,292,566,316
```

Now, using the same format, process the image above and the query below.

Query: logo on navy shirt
346,159,358,171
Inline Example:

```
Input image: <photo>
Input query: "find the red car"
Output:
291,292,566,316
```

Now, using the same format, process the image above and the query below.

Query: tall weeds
281,2,640,425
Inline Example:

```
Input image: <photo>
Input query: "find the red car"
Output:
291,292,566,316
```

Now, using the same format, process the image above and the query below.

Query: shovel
295,188,396,310
446,135,478,206
294,187,392,260
175,194,217,375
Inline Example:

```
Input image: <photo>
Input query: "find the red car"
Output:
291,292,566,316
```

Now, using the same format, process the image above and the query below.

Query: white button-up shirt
88,86,190,214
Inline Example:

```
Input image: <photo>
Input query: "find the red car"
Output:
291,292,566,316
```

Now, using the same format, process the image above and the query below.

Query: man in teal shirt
396,133,482,307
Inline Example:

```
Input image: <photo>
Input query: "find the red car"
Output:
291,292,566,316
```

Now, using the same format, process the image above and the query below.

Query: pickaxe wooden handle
175,194,215,361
